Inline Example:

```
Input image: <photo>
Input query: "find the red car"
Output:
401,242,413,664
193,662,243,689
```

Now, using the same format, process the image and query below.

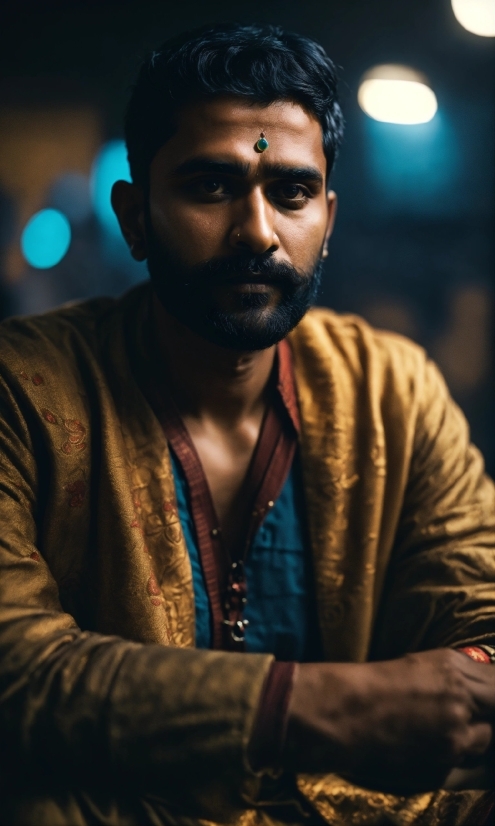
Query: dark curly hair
125,23,344,188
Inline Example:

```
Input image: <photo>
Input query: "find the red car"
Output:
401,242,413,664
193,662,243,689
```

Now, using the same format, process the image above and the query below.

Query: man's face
143,97,336,349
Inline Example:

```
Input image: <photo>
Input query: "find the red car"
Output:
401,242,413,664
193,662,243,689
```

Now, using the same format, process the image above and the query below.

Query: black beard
145,221,324,351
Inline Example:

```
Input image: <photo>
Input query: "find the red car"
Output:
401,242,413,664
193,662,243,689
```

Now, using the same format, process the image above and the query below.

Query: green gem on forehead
256,135,269,152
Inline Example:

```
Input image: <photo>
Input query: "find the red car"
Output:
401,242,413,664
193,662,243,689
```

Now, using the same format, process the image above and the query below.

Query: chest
170,448,322,660
182,414,264,553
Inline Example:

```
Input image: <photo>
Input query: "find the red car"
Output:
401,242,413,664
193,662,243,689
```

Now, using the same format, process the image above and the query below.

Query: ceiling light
358,65,438,125
452,0,495,37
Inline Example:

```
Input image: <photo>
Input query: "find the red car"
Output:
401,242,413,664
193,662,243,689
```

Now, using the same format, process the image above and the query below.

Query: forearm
0,620,272,817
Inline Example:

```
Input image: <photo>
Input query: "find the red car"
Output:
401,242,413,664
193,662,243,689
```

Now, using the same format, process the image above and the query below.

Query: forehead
152,97,327,177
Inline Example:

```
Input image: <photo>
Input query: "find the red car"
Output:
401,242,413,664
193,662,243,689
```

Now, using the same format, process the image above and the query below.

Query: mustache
183,252,308,288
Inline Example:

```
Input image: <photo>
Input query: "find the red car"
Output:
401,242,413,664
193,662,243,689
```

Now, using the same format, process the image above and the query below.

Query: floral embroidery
42,408,57,424
162,499,183,543
62,419,86,454
146,573,161,596
31,374,44,386
64,479,86,507
29,551,41,561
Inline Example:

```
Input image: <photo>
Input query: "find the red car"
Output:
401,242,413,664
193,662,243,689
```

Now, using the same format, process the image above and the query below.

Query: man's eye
274,183,309,205
202,180,224,194
280,184,304,198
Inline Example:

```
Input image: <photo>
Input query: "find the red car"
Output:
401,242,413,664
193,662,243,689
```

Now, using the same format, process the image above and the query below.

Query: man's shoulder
0,283,148,374
291,306,428,379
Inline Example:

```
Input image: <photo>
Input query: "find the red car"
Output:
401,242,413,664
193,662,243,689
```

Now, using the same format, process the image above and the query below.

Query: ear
111,180,147,261
321,190,338,259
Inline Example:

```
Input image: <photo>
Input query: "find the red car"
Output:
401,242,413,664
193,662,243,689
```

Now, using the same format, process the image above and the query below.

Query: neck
150,291,276,423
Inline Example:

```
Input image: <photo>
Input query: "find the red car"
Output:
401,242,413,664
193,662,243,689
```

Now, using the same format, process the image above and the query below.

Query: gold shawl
0,284,493,825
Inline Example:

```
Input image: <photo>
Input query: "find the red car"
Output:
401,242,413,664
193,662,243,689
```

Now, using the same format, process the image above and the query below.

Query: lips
219,275,282,286
228,282,274,291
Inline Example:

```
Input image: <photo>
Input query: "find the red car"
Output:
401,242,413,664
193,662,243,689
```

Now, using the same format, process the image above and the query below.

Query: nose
230,188,279,254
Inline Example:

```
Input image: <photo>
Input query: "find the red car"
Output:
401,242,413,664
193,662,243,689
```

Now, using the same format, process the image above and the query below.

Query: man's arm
371,357,495,657
234,350,495,795
281,356,495,792
0,376,272,820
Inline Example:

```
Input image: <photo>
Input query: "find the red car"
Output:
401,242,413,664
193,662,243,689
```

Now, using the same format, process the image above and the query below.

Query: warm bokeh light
451,0,495,37
0,107,99,282
358,65,438,125
21,209,71,269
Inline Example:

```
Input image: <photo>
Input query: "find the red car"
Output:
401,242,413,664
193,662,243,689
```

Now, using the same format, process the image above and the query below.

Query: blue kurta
170,449,321,661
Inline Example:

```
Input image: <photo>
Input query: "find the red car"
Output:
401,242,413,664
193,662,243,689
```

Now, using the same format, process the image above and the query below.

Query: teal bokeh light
364,112,460,217
21,209,71,269
91,140,131,236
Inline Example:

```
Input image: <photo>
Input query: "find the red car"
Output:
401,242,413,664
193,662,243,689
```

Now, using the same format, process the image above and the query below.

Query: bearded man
0,23,494,826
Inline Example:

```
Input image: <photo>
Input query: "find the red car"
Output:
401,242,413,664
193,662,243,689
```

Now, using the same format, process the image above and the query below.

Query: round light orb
358,65,438,125
21,209,71,269
452,0,495,37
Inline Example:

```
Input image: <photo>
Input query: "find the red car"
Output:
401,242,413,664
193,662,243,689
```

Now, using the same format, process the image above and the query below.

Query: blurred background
0,0,494,471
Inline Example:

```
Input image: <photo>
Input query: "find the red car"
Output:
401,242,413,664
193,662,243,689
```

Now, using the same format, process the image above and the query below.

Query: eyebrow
172,156,324,185
263,163,324,185
172,157,251,178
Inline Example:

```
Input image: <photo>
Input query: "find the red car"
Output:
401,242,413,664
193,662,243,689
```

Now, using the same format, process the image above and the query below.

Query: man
0,23,494,826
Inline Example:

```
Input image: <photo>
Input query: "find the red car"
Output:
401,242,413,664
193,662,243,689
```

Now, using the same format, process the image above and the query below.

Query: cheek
277,208,328,265
149,198,230,263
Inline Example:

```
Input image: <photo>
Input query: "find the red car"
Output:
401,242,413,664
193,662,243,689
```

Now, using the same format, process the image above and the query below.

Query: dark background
0,0,494,471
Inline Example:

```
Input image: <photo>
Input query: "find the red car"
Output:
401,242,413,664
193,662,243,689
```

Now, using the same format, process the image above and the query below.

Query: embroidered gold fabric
296,774,492,825
0,283,493,825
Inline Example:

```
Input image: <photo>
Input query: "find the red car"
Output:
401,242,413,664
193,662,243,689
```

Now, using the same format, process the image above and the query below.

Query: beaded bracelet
457,645,495,664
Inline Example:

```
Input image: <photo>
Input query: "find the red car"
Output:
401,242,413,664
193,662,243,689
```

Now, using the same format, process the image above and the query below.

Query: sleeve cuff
247,660,296,771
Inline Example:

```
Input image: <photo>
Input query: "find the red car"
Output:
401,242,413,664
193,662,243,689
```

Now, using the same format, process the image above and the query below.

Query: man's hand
283,649,495,793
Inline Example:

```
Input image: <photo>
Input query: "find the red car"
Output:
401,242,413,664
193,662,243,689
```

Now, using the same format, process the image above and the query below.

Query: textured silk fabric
0,283,494,826
295,775,495,826
289,309,495,662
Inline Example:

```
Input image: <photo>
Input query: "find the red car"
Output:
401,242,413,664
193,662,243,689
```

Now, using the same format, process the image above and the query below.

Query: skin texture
112,96,495,791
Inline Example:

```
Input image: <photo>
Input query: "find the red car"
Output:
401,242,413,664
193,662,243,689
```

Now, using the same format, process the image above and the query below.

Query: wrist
282,662,357,773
